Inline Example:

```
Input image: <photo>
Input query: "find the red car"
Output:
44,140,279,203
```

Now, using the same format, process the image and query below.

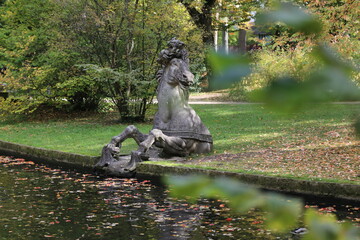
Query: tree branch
178,0,202,28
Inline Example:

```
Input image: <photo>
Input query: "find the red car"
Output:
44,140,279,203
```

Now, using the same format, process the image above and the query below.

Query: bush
0,96,45,117
229,47,318,101
229,43,360,102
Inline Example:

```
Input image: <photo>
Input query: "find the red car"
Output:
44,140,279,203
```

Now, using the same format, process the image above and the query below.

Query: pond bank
0,140,359,201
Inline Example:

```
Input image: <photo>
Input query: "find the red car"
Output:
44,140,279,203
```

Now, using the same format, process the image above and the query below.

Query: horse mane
156,38,189,83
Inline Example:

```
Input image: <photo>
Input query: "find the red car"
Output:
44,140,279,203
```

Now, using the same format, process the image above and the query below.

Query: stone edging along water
0,140,359,201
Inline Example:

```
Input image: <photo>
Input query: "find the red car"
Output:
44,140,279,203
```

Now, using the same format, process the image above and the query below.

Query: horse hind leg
121,129,189,166
136,129,188,158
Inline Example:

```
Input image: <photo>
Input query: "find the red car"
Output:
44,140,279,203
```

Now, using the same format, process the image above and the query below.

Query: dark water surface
0,156,359,240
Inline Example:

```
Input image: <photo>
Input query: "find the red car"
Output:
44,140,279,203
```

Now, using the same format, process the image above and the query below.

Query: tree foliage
0,0,58,115
0,0,203,120
178,0,262,46
227,0,359,102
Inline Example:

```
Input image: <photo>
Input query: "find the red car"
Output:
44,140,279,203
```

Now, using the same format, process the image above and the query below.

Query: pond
0,156,359,240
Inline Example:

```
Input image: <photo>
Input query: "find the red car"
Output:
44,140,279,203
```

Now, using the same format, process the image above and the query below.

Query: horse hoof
140,153,149,161
131,151,143,163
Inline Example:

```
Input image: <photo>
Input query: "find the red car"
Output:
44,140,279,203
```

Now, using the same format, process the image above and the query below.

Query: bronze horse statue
94,39,213,177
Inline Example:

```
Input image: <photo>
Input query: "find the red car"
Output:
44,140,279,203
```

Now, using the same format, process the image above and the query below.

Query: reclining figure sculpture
94,38,213,177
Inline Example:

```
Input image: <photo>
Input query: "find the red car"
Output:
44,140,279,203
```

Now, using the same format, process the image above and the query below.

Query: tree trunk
117,99,130,121
178,0,217,91
214,11,219,52
221,18,229,54
179,0,216,47
238,29,247,54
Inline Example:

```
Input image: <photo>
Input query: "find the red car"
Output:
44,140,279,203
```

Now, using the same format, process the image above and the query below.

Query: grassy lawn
0,113,152,156
0,103,359,184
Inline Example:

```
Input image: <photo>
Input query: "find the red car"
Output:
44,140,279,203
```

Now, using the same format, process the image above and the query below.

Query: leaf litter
189,124,360,183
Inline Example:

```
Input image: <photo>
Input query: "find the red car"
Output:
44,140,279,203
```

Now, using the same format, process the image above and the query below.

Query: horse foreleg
96,125,147,168
110,125,147,146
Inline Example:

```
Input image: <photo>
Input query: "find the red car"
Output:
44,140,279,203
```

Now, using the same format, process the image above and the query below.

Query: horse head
157,38,194,89
168,58,194,88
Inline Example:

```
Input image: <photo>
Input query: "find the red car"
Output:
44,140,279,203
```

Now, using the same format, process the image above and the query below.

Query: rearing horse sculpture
94,38,213,177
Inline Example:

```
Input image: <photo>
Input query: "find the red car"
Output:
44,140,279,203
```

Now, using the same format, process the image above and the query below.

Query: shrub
229,47,318,101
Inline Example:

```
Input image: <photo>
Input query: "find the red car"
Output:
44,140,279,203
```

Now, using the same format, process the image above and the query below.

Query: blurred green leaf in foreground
255,44,360,113
208,53,252,90
165,176,360,240
256,1,322,35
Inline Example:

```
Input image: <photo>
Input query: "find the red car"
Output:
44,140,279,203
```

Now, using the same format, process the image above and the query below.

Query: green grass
0,104,359,184
0,115,152,156
0,104,358,156
196,103,359,154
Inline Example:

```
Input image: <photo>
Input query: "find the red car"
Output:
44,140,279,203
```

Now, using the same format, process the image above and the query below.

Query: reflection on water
0,156,358,240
